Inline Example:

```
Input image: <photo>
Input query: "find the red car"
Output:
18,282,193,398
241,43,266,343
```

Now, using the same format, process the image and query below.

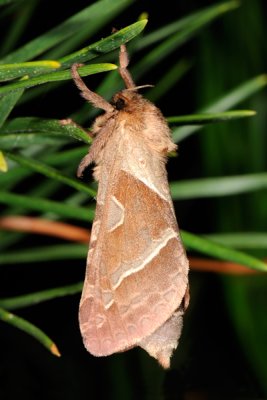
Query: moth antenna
119,44,136,89
125,84,154,92
71,63,113,112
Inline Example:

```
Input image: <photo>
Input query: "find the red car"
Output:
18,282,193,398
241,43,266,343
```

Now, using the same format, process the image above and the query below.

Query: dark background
1,0,267,399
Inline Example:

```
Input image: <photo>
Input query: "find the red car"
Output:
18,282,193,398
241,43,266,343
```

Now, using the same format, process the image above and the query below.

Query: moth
71,44,189,369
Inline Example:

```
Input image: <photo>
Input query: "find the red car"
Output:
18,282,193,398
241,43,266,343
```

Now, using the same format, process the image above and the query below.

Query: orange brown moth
71,44,189,369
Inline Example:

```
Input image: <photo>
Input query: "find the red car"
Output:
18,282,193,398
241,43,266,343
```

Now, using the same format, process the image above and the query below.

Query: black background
1,1,266,399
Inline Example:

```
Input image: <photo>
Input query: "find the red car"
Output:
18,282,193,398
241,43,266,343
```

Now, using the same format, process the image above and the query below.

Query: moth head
111,85,153,112
111,91,138,112
112,94,127,111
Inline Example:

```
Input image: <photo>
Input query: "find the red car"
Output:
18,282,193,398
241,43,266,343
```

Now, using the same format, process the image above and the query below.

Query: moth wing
79,169,189,356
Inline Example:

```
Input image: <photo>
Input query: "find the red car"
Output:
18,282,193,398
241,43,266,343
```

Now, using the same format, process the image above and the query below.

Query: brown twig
189,257,259,275
0,216,264,275
0,216,89,243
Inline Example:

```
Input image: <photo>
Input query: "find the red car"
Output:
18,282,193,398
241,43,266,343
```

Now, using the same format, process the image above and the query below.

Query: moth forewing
73,45,189,369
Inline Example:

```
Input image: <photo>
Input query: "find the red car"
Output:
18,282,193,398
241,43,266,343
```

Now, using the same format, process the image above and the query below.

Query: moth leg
77,153,94,178
119,44,136,89
71,63,113,112
60,118,94,138
77,117,115,178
